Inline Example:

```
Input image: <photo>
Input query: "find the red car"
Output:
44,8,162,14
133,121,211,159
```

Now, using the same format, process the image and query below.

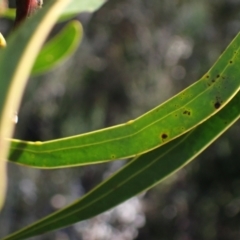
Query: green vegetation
0,0,239,239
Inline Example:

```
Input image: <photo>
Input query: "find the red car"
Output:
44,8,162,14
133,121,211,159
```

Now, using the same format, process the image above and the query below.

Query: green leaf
0,8,15,20
61,0,106,16
31,20,83,75
0,0,71,209
58,0,106,22
8,32,240,168
2,92,239,240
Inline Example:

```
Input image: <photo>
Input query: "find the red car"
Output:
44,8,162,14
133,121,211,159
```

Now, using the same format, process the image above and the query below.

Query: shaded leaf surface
0,0,71,210
3,92,239,240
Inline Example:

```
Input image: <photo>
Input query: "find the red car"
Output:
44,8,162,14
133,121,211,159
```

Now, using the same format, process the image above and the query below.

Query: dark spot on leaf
214,101,221,109
229,61,233,64
214,96,223,109
161,133,168,139
183,110,191,116
111,155,116,159
206,75,209,79
216,74,220,78
212,79,215,83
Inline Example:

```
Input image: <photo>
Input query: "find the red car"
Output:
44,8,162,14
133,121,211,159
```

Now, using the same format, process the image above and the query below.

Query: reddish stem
14,0,41,26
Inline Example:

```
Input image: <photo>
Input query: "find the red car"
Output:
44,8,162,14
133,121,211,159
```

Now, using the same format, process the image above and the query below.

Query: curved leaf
3,92,239,240
8,32,240,168
0,0,71,209
31,20,83,75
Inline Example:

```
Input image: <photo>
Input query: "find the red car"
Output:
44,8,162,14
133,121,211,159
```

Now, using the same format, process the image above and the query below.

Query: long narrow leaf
3,92,239,240
8,32,240,168
0,0,71,209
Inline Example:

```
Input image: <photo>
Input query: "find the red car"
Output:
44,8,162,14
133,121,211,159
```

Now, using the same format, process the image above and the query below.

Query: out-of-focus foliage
0,0,73,211
0,0,239,239
31,20,83,76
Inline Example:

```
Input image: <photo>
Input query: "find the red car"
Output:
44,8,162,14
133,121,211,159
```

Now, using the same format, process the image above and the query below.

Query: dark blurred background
0,0,240,239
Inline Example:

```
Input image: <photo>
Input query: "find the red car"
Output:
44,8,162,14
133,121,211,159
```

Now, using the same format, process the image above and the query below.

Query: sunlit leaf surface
8,32,240,168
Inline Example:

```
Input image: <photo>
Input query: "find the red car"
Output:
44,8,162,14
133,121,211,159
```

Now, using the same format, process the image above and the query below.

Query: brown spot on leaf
214,101,221,109
214,96,223,109
183,110,191,116
161,133,168,139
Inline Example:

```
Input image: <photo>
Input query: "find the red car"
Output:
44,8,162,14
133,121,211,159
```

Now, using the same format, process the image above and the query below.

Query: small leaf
31,20,83,75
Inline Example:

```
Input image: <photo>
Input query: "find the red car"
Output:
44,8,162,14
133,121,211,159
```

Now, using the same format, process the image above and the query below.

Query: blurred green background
0,0,240,239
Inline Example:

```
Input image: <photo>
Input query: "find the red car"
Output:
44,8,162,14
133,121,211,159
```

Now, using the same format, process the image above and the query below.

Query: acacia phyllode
15,0,43,26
